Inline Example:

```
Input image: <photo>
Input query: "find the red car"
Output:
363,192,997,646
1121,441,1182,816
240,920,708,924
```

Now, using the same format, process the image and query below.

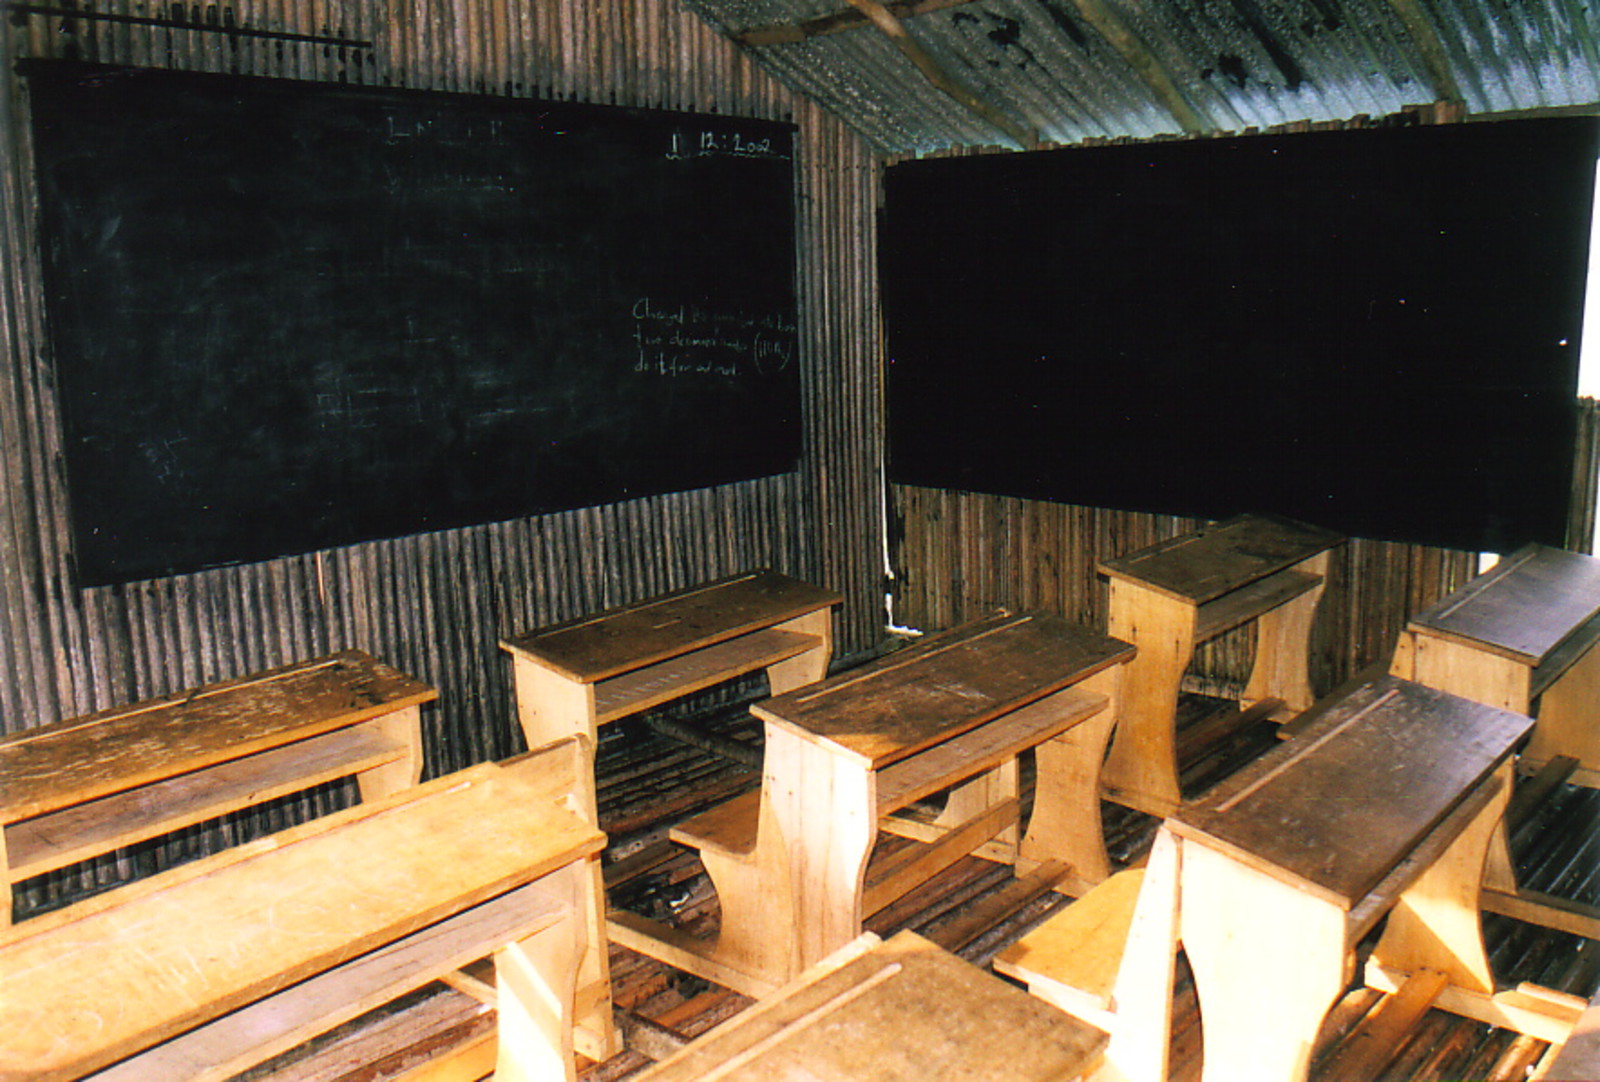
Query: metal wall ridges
888,483,1480,699
0,0,885,910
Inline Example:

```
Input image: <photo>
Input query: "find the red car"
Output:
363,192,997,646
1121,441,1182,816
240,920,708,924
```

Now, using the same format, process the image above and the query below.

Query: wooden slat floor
239,689,1600,1082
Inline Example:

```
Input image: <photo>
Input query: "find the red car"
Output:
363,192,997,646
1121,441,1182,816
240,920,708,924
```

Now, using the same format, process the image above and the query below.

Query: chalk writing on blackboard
631,297,796,378
666,128,791,161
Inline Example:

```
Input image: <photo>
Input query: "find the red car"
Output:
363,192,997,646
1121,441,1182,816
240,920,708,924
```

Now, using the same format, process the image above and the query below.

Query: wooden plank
669,788,762,860
993,867,1145,1020
593,628,819,725
500,571,840,684
756,613,1130,769
1192,568,1322,642
874,686,1107,813
1097,513,1342,606
1532,610,1600,698
1407,544,1600,664
1317,968,1449,1081
861,798,1018,915
605,910,781,1000
5,725,407,880
0,650,436,822
0,757,602,1082
86,882,566,1082
632,930,1106,1081
1481,886,1600,941
1170,675,1531,908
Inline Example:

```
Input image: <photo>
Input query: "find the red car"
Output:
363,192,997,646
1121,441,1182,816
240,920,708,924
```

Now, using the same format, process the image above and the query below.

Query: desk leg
766,609,834,695
1103,828,1181,1082
1182,841,1348,1082
509,659,599,820
1368,761,1508,995
1526,642,1600,785
1242,553,1327,714
355,704,425,801
495,861,588,1082
764,726,876,977
1021,673,1122,893
1102,584,1193,817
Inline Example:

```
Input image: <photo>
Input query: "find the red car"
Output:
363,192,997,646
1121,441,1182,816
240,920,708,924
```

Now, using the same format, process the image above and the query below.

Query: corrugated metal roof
683,0,1600,154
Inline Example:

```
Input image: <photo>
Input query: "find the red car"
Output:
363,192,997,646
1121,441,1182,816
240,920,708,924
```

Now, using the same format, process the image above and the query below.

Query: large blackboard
25,61,802,586
883,118,1599,554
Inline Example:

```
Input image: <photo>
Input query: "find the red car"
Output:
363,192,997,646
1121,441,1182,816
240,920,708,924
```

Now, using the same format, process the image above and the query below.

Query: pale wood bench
0,740,608,1082
612,612,1133,997
1097,512,1344,815
632,930,1107,1082
0,649,435,925
500,569,840,824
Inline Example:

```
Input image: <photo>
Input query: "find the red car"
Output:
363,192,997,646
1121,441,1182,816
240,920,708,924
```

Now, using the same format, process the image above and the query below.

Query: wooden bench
1006,675,1579,1082
0,649,435,925
611,612,1133,997
1097,512,1344,815
632,930,1107,1082
0,740,609,1082
1393,542,1600,785
500,569,840,821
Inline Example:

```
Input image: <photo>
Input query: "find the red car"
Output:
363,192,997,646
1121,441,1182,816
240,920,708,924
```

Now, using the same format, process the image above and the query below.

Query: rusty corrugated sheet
687,0,1600,153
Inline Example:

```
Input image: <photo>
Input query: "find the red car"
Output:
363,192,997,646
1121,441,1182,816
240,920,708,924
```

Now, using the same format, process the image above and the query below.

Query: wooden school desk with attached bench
999,673,1589,1082
611,610,1133,997
0,741,609,1082
1097,512,1344,815
0,649,435,926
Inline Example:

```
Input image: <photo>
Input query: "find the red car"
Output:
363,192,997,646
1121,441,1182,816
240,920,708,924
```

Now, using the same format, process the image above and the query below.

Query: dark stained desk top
1097,513,1343,606
1406,544,1600,665
1169,674,1532,909
634,930,1107,1082
753,612,1132,769
501,570,841,683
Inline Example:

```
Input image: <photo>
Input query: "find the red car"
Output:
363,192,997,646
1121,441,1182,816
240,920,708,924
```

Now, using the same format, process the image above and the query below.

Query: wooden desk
1121,675,1547,1082
0,649,434,925
1392,543,1600,786
633,930,1107,1082
1098,512,1344,815
500,569,839,809
0,743,608,1082
612,611,1132,996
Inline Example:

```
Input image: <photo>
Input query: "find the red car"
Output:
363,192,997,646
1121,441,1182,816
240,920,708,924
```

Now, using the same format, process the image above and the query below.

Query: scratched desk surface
1169,674,1532,908
0,758,601,1081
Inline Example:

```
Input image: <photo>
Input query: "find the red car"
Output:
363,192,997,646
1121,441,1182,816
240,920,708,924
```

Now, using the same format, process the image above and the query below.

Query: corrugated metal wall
0,1,885,908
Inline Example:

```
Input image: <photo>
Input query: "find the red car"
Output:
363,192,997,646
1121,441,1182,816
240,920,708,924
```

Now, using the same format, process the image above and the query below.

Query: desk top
1406,544,1600,664
501,570,841,683
0,650,436,823
635,930,1106,1082
754,612,1132,769
1098,513,1343,605
0,753,602,1081
1169,674,1531,909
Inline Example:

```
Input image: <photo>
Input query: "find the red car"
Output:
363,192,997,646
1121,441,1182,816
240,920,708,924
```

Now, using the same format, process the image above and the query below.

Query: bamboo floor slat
223,691,1599,1082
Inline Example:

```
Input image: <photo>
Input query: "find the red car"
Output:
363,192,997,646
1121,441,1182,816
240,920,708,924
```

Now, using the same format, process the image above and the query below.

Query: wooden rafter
1383,0,1464,105
1067,0,1211,134
735,0,974,48
840,0,1039,148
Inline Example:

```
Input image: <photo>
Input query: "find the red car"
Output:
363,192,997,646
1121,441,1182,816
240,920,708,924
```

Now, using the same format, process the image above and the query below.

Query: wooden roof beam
1382,0,1465,105
841,0,1040,149
1067,0,1212,134
735,0,975,48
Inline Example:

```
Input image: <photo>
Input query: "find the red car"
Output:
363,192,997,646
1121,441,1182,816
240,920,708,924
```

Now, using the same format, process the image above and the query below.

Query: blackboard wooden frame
24,60,802,587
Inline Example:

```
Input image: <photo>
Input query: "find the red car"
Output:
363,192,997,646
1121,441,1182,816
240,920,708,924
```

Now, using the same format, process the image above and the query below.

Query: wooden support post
1243,551,1327,713
1181,840,1350,1082
1101,580,1192,816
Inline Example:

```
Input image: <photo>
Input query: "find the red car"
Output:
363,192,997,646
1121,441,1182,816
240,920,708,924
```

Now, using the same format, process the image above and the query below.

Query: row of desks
9,519,1600,1079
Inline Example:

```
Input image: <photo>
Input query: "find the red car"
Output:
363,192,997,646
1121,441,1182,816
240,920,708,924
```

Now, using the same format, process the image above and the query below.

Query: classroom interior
3,1,1600,1080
